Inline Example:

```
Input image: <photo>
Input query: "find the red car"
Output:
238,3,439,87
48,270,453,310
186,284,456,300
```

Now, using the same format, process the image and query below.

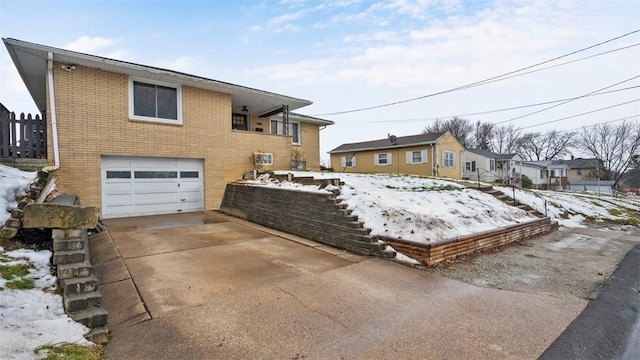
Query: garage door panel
133,182,178,193
102,156,203,218
134,192,179,204
103,193,133,205
135,203,179,214
103,158,132,168
103,205,134,215
103,182,133,195
179,191,202,202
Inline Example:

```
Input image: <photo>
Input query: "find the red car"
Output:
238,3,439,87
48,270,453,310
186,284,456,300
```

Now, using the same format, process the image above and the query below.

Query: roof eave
329,140,437,154
3,38,313,113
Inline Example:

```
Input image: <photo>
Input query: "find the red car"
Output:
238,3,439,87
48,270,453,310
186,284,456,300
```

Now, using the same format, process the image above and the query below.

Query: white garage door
101,156,203,218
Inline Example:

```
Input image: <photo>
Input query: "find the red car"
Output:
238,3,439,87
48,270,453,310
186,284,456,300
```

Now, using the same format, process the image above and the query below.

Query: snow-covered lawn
1,165,92,359
493,185,640,228
269,172,538,243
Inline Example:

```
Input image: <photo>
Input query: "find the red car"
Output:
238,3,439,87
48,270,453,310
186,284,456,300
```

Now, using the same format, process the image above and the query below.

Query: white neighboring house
522,161,569,189
463,148,522,183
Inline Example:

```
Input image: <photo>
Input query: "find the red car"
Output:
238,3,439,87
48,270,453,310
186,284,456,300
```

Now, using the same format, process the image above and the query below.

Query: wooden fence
0,105,47,159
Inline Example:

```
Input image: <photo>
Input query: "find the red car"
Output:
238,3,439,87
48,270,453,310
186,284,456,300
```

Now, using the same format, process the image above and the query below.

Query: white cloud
154,56,201,73
63,36,118,53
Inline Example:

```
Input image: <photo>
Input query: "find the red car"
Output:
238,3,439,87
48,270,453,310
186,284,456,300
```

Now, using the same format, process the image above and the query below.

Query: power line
368,85,640,123
557,115,640,133
313,29,640,116
494,75,640,125
519,99,640,130
445,43,639,90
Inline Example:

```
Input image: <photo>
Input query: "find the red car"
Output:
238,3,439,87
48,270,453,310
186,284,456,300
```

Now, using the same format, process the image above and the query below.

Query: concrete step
84,326,110,344
57,260,93,280
71,307,108,328
53,249,87,265
53,236,86,252
64,290,102,313
60,275,99,295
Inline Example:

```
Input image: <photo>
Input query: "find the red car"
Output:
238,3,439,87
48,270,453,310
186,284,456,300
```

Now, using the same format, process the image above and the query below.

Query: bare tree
423,117,474,147
492,124,521,154
579,120,640,186
518,130,575,161
473,121,494,150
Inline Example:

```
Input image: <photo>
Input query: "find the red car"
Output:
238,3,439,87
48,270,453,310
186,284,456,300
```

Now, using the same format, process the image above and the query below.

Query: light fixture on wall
241,105,248,112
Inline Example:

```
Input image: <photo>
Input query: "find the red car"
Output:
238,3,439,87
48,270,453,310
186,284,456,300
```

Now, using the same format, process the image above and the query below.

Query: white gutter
43,52,60,172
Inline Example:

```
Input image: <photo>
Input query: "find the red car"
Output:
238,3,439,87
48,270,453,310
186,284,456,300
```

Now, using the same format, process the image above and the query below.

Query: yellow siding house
329,132,464,179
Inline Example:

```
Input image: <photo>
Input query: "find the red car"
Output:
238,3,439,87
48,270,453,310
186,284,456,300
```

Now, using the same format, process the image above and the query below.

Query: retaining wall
383,217,556,265
220,183,395,257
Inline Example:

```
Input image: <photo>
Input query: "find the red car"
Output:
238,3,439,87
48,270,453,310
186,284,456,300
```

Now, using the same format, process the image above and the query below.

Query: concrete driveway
92,211,586,359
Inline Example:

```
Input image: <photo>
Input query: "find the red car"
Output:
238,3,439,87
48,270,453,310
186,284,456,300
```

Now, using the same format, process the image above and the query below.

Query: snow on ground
270,171,538,243
493,185,640,227
1,165,92,359
0,164,35,225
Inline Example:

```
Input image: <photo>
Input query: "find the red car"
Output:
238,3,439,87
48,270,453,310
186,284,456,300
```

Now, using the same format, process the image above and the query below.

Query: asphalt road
539,244,640,360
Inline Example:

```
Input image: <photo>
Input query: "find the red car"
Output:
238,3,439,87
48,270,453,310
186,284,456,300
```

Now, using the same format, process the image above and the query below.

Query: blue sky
1,0,639,164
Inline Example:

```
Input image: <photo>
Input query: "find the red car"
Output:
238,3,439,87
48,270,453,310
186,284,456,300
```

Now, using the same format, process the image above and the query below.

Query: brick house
328,132,464,178
3,38,333,218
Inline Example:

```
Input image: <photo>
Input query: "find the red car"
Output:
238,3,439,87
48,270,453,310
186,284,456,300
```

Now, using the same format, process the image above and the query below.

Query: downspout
43,52,60,172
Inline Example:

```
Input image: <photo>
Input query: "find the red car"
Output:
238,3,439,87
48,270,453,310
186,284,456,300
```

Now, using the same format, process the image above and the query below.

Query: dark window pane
107,171,131,179
232,113,248,130
133,82,156,117
134,171,178,179
156,86,178,120
292,123,299,143
180,171,199,178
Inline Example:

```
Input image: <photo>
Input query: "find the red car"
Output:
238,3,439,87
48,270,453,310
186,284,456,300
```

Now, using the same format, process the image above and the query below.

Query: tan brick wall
46,64,297,211
329,132,464,179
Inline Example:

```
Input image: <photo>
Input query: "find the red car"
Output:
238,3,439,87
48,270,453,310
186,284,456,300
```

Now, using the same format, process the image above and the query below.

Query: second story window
232,113,248,131
270,120,301,144
129,79,182,125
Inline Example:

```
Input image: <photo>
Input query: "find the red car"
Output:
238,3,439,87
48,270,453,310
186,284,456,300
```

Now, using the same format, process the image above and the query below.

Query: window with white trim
489,159,496,171
374,152,392,166
442,150,455,168
465,160,476,172
129,78,182,125
270,120,301,145
341,155,356,168
254,152,273,166
406,150,427,164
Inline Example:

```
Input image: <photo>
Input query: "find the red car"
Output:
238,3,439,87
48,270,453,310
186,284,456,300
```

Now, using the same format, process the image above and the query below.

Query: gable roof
2,38,317,121
555,158,601,169
465,148,519,160
329,132,446,154
524,161,569,169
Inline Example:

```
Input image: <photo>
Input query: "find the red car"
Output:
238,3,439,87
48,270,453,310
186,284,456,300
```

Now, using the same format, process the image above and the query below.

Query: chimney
571,155,574,160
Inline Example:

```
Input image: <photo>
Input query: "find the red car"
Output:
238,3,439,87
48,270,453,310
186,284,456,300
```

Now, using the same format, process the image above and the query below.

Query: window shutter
406,151,412,164
387,152,392,165
351,156,356,167
341,156,346,167
471,161,476,172
421,150,427,163
374,154,379,165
